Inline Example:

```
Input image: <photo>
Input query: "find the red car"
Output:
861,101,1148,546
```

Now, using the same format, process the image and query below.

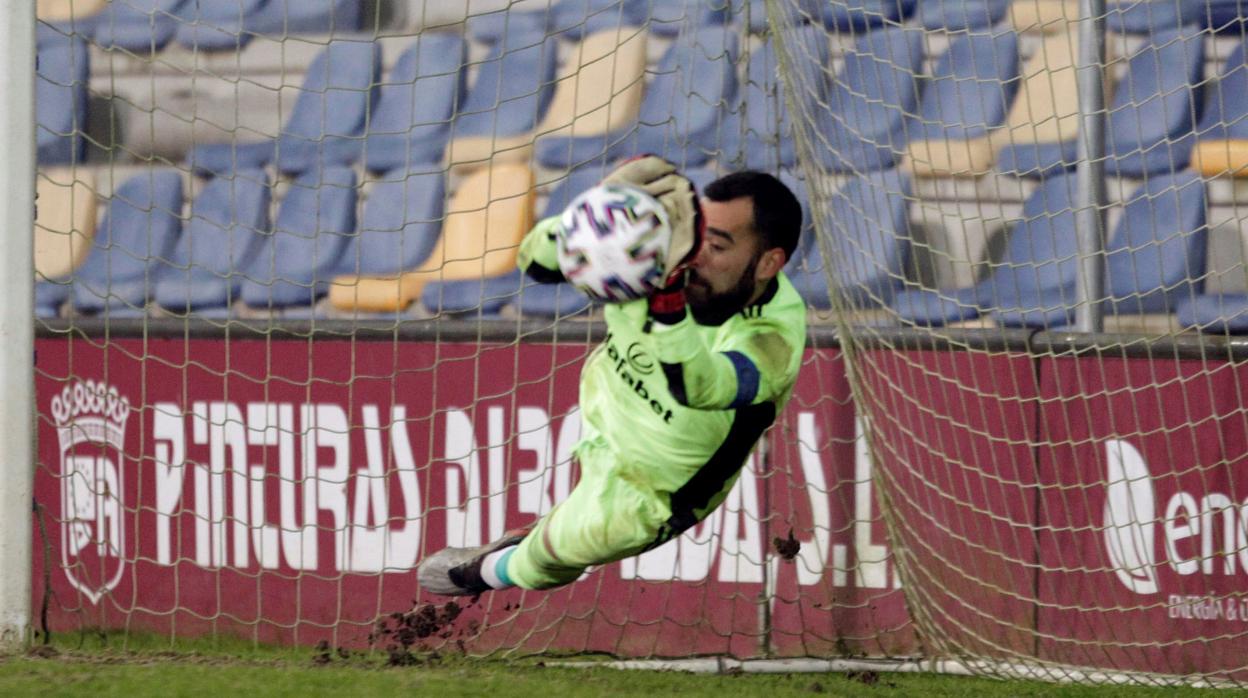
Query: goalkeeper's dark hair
704,171,802,262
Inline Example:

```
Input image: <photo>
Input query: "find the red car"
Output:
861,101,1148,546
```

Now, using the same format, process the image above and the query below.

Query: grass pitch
0,633,1223,697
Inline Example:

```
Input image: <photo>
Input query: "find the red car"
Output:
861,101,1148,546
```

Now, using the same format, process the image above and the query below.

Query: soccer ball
556,183,672,302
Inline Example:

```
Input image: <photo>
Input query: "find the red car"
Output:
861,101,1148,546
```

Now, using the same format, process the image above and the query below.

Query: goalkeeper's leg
417,436,672,594
504,438,672,589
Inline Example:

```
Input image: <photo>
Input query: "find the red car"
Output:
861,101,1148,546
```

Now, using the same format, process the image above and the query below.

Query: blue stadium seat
188,40,381,176
92,0,188,52
72,170,185,315
536,26,739,169
812,26,925,173
244,0,360,36
174,0,267,52
154,170,271,314
1176,293,1248,332
1109,0,1248,33
648,0,733,37
240,167,357,310
788,169,912,310
341,167,445,276
893,173,1080,327
998,26,1205,178
911,31,1020,142
35,282,69,319
517,166,609,317
722,25,829,170
36,34,89,166
466,5,552,44
362,34,466,173
550,0,650,40
1191,35,1248,175
811,0,917,32
918,0,1010,30
447,30,558,158
1103,169,1207,316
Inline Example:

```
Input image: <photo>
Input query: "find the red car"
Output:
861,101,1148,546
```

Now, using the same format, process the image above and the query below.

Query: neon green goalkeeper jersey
519,217,807,537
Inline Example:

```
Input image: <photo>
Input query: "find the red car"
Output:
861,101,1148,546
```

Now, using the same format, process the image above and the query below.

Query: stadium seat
723,25,830,171
788,169,912,310
173,0,267,52
92,0,188,53
647,0,732,37
330,163,534,314
810,0,917,33
241,167,357,311
527,27,649,170
154,170,272,314
188,40,381,176
550,0,651,40
516,166,607,318
1008,0,1078,33
34,169,98,318
36,33,89,166
811,26,925,173
1108,0,1248,33
993,170,1207,327
998,25,1204,178
536,25,738,169
362,34,467,173
918,0,1011,30
442,30,558,171
904,30,1021,177
244,0,361,37
1191,36,1248,177
1102,169,1207,317
893,172,1080,327
71,170,185,315
465,0,553,43
988,29,1092,177
338,167,446,277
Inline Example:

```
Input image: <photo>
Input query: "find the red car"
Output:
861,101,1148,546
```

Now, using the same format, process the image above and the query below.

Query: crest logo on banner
51,379,131,605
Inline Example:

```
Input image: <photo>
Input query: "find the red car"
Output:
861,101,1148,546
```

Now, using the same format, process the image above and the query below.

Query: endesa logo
1103,439,1248,597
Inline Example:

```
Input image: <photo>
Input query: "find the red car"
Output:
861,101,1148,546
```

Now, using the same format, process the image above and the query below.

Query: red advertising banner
859,349,1040,660
1036,357,1248,679
31,336,915,657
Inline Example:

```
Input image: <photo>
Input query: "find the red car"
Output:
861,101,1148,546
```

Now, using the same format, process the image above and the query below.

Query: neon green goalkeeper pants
504,433,675,590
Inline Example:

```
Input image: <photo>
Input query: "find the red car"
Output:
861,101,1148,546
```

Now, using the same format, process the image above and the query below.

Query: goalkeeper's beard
687,253,760,326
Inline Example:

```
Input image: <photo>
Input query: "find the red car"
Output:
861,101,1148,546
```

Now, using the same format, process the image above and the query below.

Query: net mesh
769,0,1248,684
27,0,1248,684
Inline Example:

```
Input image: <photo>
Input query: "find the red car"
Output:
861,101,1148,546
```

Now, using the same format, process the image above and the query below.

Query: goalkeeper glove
601,155,704,324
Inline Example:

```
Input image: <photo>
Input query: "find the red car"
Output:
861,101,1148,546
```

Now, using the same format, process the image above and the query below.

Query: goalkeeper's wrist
648,274,687,325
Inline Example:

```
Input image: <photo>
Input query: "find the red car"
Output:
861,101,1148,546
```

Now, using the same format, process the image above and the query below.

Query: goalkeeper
418,157,806,594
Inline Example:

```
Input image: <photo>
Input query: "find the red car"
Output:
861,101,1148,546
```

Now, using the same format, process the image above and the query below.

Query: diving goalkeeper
418,156,807,594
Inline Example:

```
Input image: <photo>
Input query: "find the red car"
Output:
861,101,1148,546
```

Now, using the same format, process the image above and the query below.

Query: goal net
24,0,1248,685
768,0,1248,685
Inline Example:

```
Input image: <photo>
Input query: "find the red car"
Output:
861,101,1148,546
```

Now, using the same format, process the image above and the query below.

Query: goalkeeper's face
687,196,779,324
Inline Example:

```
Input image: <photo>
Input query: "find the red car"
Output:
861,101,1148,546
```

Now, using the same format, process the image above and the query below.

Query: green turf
0,633,1227,697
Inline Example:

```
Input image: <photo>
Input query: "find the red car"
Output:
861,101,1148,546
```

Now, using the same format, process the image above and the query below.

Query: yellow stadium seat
1009,0,1079,33
445,26,648,171
907,29,1110,176
1191,140,1248,177
34,168,97,282
37,0,107,23
330,163,536,313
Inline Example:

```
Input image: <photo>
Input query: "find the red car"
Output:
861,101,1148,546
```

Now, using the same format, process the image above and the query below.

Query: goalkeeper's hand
601,155,704,324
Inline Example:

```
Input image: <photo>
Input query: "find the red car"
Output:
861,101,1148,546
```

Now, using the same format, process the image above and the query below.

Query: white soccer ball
556,183,672,302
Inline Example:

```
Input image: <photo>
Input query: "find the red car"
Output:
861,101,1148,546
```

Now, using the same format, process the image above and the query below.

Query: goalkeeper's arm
649,313,798,411
516,216,566,284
